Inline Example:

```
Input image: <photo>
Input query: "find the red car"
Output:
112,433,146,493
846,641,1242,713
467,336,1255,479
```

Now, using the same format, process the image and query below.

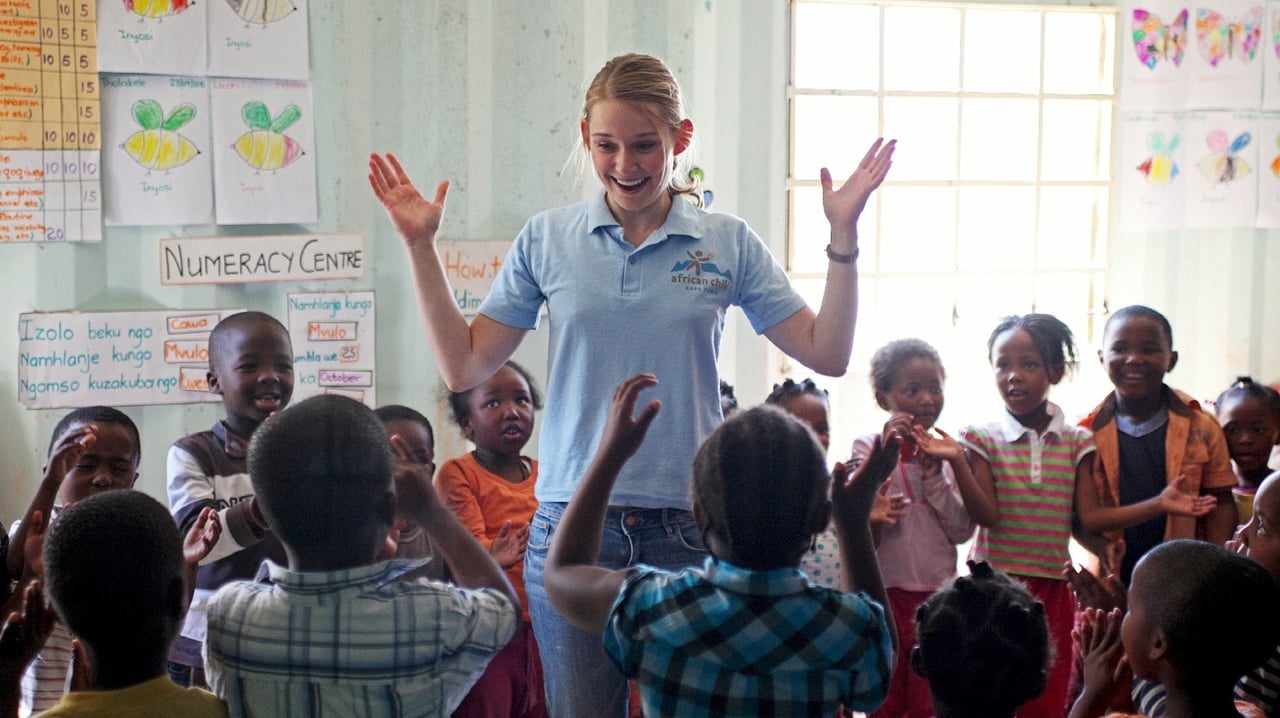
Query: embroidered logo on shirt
670,250,732,293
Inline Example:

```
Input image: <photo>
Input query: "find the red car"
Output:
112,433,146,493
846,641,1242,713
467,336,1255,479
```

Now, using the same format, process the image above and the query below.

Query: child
1215,377,1280,521
914,560,1051,718
436,361,547,718
34,490,229,717
952,313,1095,718
204,394,519,717
165,310,293,688
544,374,898,717
6,406,141,716
1070,540,1280,718
373,404,448,581
860,339,975,718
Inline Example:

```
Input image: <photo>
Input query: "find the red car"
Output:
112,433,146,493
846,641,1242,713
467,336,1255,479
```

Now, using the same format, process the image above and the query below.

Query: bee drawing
1136,132,1179,185
124,0,194,20
122,100,200,172
233,101,304,172
225,0,296,27
1198,129,1251,183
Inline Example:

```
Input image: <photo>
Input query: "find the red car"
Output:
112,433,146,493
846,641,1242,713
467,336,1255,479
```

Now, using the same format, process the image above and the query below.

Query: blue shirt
479,192,806,508
603,557,893,717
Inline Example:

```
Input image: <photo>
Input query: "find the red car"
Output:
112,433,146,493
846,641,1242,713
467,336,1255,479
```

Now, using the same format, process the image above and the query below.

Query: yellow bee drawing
124,0,194,20
122,100,200,172
225,0,296,26
233,101,304,172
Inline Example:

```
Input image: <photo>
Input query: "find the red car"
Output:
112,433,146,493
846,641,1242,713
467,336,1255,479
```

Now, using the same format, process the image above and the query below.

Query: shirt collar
212,421,249,459
997,401,1067,442
255,557,432,595
585,190,704,245
703,556,812,597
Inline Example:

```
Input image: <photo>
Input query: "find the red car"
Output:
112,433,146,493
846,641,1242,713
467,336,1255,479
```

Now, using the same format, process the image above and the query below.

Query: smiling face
462,364,535,457
56,421,140,505
991,328,1062,423
1218,394,1280,484
1099,315,1177,407
208,321,294,438
582,98,690,227
877,357,945,430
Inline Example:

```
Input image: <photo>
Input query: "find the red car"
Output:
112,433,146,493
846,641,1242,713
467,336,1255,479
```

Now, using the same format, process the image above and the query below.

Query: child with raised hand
856,338,975,718
373,404,448,582
545,374,898,717
436,361,548,718
1214,377,1280,522
1079,305,1237,586
914,560,1052,718
6,406,141,717
952,313,1095,718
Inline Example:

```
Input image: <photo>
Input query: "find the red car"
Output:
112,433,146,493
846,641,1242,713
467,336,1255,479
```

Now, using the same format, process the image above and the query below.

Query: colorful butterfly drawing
1137,132,1180,185
1270,135,1280,179
1199,130,1251,183
1196,7,1262,66
1273,7,1280,58
1133,8,1189,68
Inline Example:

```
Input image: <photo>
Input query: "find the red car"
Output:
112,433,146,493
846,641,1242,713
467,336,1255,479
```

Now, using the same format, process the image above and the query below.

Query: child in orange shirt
437,360,548,718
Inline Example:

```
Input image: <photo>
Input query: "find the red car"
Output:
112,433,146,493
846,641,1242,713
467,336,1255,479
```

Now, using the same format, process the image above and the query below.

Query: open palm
368,153,449,246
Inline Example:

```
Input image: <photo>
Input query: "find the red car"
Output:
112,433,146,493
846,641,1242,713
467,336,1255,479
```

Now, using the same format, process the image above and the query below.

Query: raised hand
368,153,450,247
1158,475,1217,518
1063,561,1127,613
913,425,965,464
832,434,901,522
391,434,443,522
821,138,896,236
489,520,530,569
183,507,221,567
597,374,662,467
869,482,911,526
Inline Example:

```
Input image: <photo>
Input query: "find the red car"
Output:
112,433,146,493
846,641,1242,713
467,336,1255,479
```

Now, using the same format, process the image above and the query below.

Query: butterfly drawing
1273,7,1280,58
1199,130,1251,183
1270,135,1280,179
1196,7,1262,66
1137,132,1180,185
1133,8,1189,68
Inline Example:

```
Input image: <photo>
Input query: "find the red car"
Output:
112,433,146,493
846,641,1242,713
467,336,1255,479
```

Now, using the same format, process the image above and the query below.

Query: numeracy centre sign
159,234,364,285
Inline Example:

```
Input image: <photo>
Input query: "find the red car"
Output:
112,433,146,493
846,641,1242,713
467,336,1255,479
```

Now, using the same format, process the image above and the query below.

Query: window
788,0,1118,451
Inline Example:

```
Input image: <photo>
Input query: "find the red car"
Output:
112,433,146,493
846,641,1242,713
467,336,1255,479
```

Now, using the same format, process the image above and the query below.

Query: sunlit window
788,1,1117,454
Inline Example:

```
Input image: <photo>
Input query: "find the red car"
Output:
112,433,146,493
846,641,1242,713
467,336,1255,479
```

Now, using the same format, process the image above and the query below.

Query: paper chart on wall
1119,112,1187,230
1185,0,1265,108
287,291,375,407
1121,0,1191,110
210,77,316,224
1254,113,1280,224
1183,110,1260,227
102,75,213,225
1263,1,1280,108
97,0,206,76
208,0,310,80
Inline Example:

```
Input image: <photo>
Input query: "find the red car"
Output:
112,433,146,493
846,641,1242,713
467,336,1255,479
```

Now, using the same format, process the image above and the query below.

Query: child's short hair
47,405,140,458
869,338,944,396
43,491,183,658
718,380,738,415
914,560,1050,718
444,360,543,429
1135,539,1280,686
987,313,1078,374
1103,305,1174,347
690,405,829,570
374,404,435,446
765,377,829,407
1216,376,1280,423
249,395,393,552
208,310,290,366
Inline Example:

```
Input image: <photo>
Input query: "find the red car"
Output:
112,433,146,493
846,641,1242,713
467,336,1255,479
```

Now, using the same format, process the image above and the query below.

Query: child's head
1124,539,1280,688
44,490,184,668
987,314,1077,418
47,406,141,505
577,53,699,209
1234,471,1280,579
1215,377,1280,484
719,379,739,418
870,338,946,430
690,405,830,571
446,361,542,454
914,561,1050,718
374,404,435,471
207,311,294,438
765,377,831,450
249,395,394,568
1099,305,1177,405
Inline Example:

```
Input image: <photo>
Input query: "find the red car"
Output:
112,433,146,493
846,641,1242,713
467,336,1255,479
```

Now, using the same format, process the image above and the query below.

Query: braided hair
987,314,1078,376
1216,375,1280,425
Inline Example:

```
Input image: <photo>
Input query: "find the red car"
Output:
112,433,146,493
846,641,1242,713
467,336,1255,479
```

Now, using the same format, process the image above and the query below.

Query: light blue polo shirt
479,192,806,508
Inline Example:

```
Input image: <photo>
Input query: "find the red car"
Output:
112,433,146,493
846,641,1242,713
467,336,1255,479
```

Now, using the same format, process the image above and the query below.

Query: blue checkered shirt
603,557,893,717
205,558,517,718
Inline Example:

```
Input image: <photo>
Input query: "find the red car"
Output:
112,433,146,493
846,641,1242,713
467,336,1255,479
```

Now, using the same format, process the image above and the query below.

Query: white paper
1186,0,1265,108
1182,110,1260,227
97,0,208,76
207,0,310,80
1262,1,1280,108
159,234,364,285
1254,112,1280,224
287,291,376,407
1119,112,1188,230
1120,0,1192,110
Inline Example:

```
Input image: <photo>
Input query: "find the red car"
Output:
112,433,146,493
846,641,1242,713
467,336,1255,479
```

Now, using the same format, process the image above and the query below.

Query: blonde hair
571,53,702,207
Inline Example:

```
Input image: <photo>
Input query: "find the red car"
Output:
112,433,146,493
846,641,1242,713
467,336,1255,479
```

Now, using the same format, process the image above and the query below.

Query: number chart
0,0,100,243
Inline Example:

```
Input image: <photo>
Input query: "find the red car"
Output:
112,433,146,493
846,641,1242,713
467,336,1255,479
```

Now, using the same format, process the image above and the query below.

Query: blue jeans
525,501,708,718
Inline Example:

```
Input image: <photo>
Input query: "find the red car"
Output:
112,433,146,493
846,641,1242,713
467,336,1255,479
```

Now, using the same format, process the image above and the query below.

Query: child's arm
391,436,519,610
832,434,901,651
368,153,527,391
0,581,54,718
917,427,1000,527
167,443,269,565
435,463,529,568
1073,468,1217,533
181,507,220,614
7,426,93,579
545,374,661,634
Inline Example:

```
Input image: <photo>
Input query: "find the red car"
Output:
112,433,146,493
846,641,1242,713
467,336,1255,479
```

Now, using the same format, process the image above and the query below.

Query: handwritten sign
437,239,513,318
287,291,375,407
17,308,238,408
159,234,364,285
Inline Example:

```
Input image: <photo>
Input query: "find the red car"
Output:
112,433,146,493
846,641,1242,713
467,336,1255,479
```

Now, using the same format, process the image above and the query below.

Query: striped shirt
961,403,1094,580
11,510,69,717
1132,643,1280,717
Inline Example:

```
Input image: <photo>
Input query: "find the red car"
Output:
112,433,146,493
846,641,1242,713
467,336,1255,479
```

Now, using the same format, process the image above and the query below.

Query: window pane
1032,271,1097,323
1038,186,1107,268
789,187,880,273
957,186,1036,271
1041,99,1112,181
1044,12,1116,94
960,98,1040,180
963,10,1042,93
883,97,958,181
884,7,960,91
794,4,880,90
879,187,956,272
793,95,880,181
956,273,1035,325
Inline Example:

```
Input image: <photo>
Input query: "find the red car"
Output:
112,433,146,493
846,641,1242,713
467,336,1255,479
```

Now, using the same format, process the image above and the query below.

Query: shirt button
628,257,636,264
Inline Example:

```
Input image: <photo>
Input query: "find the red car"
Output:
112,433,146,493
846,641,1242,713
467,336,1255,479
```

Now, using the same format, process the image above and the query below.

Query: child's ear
910,645,927,677
206,370,222,395
1149,627,1169,664
1097,349,1105,366
1048,363,1066,386
874,391,890,412
460,417,474,442
807,500,832,536
1166,350,1178,373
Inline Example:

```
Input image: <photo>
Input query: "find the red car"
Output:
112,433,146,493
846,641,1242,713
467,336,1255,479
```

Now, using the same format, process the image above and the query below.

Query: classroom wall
1,1,1276,522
